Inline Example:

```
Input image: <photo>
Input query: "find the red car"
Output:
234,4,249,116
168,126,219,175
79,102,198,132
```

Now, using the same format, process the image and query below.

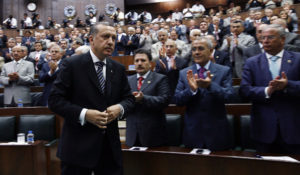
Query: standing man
174,38,234,151
127,49,170,147
48,24,135,175
0,46,34,107
240,24,300,154
122,27,139,55
151,29,168,61
39,45,63,106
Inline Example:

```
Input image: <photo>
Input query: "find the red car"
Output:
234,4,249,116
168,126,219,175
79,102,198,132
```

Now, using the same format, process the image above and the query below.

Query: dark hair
134,49,152,61
35,41,43,45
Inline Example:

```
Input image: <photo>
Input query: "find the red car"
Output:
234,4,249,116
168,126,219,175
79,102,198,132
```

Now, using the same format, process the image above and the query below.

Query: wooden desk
0,141,47,175
122,145,300,175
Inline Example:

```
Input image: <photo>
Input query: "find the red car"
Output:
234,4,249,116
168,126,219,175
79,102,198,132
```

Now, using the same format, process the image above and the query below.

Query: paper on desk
261,156,300,162
190,148,211,155
129,147,148,151
0,142,29,145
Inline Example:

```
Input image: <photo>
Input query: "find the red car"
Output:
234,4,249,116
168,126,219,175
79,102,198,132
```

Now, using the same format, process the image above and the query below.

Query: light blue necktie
269,56,280,79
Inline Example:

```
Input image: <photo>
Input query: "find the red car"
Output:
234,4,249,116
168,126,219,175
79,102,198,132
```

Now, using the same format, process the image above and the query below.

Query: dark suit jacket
240,51,300,144
155,56,189,97
39,61,61,106
174,63,234,150
48,51,135,168
126,71,170,147
122,35,139,55
214,50,231,68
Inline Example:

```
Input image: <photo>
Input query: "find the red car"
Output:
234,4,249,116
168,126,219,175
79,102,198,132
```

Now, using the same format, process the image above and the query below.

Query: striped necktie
95,61,105,94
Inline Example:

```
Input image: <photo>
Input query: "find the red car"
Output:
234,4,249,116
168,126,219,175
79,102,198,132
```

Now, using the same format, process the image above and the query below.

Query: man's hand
106,104,122,124
159,59,167,70
187,70,198,92
170,57,177,70
132,91,144,102
85,109,109,129
269,72,288,91
159,46,166,58
196,71,212,89
48,61,58,74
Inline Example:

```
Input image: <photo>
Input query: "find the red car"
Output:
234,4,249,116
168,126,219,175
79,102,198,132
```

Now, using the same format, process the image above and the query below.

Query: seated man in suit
155,39,189,98
240,24,300,154
126,49,171,147
0,45,34,107
205,35,231,68
174,38,234,151
39,44,63,106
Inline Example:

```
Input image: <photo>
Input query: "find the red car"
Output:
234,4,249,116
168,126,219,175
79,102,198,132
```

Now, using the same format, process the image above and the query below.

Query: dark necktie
95,61,105,94
137,77,144,91
198,67,206,79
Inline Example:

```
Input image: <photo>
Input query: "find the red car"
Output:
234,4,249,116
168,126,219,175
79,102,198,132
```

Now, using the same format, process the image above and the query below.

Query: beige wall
1,0,124,27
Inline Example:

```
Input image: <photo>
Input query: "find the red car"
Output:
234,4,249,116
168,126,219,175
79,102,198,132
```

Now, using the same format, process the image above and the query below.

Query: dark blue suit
155,57,189,98
240,51,300,145
174,63,234,150
122,35,139,55
126,71,170,147
213,50,231,68
39,61,61,106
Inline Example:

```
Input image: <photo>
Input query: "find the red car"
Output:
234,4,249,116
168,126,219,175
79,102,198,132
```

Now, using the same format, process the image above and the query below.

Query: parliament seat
240,115,256,151
0,116,16,142
166,114,182,146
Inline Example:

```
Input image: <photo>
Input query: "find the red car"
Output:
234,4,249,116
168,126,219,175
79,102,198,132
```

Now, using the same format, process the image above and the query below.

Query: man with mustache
48,24,135,175
126,49,170,147
174,38,234,151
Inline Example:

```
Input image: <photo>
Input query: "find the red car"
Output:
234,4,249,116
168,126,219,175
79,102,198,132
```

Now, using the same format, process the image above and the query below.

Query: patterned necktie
269,56,280,79
95,61,105,94
198,67,206,79
137,77,144,91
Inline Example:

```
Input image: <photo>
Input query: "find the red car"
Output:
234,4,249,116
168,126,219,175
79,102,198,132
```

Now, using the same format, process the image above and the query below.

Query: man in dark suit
126,49,170,147
48,24,135,175
39,45,63,106
240,24,300,154
155,39,189,98
205,35,231,68
2,38,16,63
122,27,139,55
174,38,234,151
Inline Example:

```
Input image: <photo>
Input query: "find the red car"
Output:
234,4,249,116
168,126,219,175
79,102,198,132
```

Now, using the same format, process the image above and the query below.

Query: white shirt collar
265,50,284,60
196,60,211,70
137,70,150,79
13,58,23,64
90,49,107,64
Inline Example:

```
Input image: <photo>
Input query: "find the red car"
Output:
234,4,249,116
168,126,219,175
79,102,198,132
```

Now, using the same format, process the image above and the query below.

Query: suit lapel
208,63,218,82
280,51,293,77
130,75,138,92
260,53,273,82
105,58,114,97
85,52,103,94
140,71,153,91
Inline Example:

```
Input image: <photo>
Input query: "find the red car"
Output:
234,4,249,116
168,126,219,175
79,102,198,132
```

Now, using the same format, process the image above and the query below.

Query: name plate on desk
190,148,211,155
128,65,135,70
129,147,148,151
0,142,29,145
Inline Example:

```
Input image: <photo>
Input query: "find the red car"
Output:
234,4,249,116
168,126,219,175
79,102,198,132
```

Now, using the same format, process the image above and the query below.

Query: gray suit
0,59,34,105
220,33,256,78
126,71,171,147
284,32,300,52
243,44,263,61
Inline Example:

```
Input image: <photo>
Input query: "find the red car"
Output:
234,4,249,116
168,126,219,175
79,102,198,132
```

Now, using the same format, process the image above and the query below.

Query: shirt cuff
190,89,198,95
118,104,125,119
79,108,88,126
265,87,270,99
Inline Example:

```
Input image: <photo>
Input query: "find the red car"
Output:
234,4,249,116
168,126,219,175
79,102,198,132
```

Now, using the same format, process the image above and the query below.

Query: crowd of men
0,0,300,163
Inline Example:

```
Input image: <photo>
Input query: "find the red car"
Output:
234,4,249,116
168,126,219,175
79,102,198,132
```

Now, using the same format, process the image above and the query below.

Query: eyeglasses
192,46,205,51
262,35,277,40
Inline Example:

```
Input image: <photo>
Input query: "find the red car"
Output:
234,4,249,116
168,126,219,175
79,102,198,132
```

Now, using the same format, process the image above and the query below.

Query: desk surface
122,145,300,175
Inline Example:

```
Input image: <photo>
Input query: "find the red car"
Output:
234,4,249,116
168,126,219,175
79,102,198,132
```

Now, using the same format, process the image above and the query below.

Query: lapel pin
287,60,292,63
216,56,219,58
210,74,214,77
148,81,151,84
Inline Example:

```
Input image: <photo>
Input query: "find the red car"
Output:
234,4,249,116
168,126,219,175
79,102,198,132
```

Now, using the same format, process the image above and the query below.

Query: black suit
214,50,231,68
122,35,139,55
155,56,189,98
126,71,170,147
48,52,134,171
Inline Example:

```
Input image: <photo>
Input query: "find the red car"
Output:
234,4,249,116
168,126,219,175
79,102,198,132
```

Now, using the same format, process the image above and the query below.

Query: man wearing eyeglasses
174,38,234,151
240,24,300,154
39,44,63,106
